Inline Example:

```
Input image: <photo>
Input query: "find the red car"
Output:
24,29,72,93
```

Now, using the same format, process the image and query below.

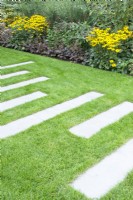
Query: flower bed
0,0,133,75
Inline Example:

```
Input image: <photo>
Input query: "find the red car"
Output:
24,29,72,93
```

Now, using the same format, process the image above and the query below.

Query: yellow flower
86,26,133,53
109,60,114,63
112,63,117,67
115,49,121,53
8,15,48,35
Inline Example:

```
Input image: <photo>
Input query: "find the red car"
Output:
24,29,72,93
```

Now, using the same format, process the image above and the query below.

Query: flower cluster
9,16,28,30
86,26,133,53
9,15,48,35
109,59,117,68
0,17,14,26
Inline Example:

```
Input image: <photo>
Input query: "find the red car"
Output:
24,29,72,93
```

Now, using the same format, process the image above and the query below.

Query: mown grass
1,47,133,200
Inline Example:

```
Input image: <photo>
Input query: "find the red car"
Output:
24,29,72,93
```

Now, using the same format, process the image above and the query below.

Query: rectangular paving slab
70,102,133,138
0,61,34,69
0,77,49,92
0,71,30,79
0,91,47,112
0,92,103,138
71,139,133,199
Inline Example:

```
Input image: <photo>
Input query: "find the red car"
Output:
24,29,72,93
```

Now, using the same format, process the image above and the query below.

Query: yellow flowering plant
0,17,14,26
8,15,49,44
86,26,133,73
9,15,48,34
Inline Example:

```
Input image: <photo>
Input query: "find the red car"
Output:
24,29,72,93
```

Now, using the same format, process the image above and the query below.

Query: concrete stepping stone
70,102,133,138
0,91,47,112
0,61,34,69
0,77,49,92
0,91,103,138
0,71,30,79
71,139,133,199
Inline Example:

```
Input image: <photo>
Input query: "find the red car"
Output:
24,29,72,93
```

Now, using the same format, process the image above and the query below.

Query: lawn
1,46,133,200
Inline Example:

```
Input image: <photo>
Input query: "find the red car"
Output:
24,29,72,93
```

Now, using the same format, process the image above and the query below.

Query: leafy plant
0,23,12,46
6,14,48,46
86,26,133,74
10,0,89,25
47,21,90,49
85,0,133,30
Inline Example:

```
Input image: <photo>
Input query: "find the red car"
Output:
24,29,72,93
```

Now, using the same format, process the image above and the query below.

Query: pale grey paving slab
0,91,47,112
0,91,103,138
70,102,133,138
71,139,133,199
0,77,49,92
0,71,30,79
0,61,34,69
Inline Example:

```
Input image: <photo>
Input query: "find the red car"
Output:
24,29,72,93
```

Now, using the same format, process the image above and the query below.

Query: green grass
1,47,133,200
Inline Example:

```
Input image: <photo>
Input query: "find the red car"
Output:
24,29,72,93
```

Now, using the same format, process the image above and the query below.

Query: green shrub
10,0,89,25
47,21,90,49
2,0,133,30
0,1,19,19
86,0,133,30
43,0,89,24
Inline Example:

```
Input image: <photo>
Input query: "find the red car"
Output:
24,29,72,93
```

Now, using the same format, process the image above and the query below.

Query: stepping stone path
0,77,49,92
0,91,47,112
71,139,133,199
0,61,133,199
70,101,133,139
0,61,34,69
0,91,103,138
0,70,29,79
